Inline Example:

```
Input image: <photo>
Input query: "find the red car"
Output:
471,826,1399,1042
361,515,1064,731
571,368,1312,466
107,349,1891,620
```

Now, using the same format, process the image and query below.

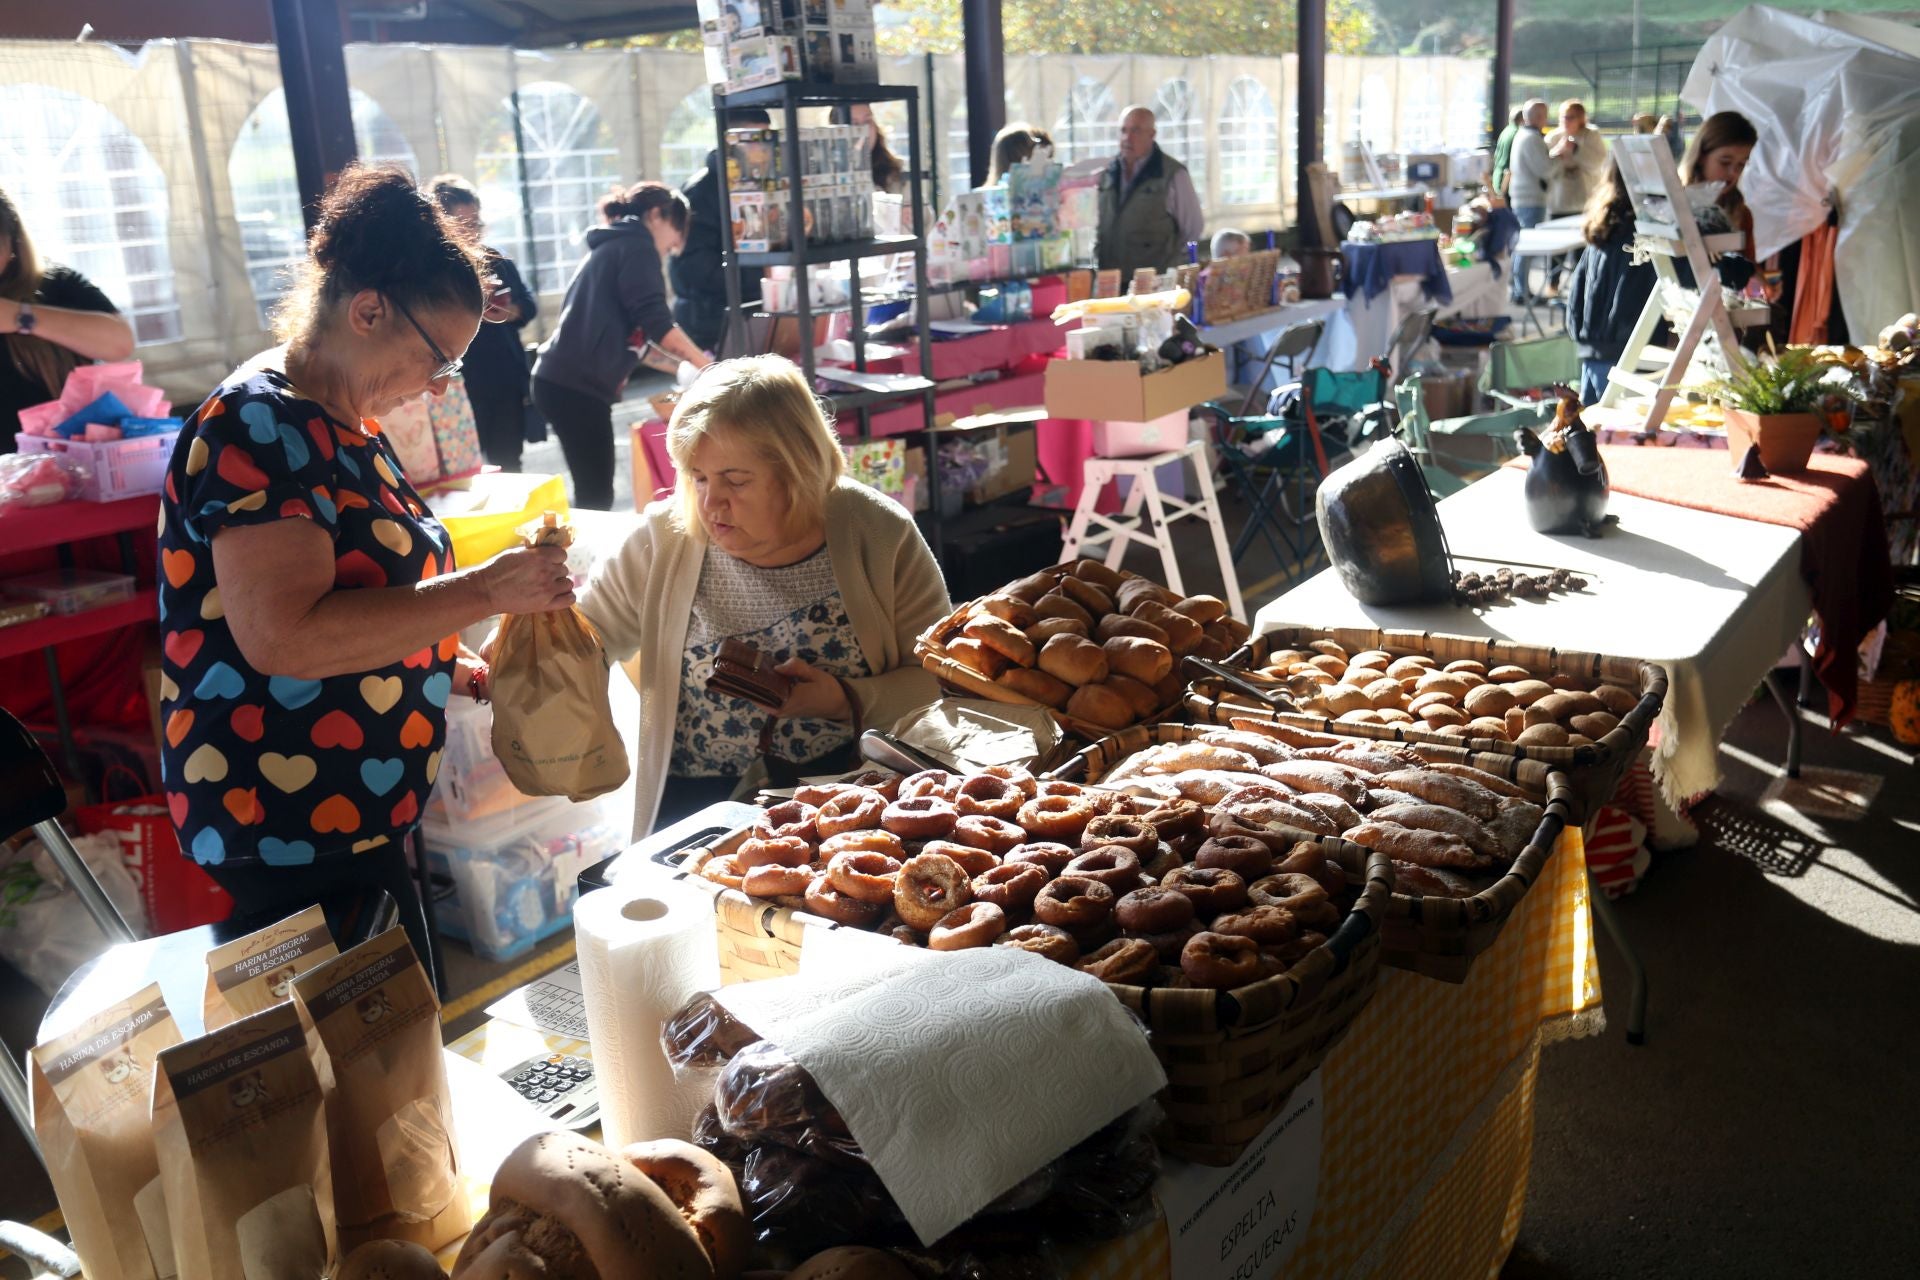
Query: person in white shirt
1096,106,1206,279
1507,99,1553,302
1547,99,1609,218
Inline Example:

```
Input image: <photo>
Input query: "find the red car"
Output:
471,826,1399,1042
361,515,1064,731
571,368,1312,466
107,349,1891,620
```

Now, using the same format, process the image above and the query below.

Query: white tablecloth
1255,468,1811,810
1315,262,1506,373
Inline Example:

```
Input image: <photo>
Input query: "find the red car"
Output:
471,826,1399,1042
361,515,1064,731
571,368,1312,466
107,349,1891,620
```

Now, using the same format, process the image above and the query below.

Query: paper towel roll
574,880,721,1148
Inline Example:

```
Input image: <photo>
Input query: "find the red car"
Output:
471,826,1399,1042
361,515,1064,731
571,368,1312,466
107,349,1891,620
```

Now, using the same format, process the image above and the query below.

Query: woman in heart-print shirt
157,166,574,981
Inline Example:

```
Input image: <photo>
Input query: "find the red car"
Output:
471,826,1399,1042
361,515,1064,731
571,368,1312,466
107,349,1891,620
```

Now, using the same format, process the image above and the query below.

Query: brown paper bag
152,1002,336,1280
292,927,470,1254
489,513,630,800
203,904,339,1030
29,983,182,1280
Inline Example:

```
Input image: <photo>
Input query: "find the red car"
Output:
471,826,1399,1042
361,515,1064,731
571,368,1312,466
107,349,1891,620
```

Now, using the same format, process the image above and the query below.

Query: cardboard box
940,415,1039,505
1044,350,1226,423
1091,409,1191,457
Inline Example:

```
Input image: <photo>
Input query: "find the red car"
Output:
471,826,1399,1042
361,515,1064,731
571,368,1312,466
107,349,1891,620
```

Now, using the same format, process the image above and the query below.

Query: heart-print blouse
156,363,456,870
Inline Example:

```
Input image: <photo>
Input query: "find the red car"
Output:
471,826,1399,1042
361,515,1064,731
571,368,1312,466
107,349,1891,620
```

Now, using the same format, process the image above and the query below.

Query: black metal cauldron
1315,438,1455,606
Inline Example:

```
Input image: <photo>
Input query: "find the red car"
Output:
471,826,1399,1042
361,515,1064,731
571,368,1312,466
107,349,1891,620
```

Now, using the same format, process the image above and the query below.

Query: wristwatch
14,302,34,335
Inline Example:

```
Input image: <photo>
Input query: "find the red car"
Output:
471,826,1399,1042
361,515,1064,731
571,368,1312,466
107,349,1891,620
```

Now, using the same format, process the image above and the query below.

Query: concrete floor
4,401,1917,1277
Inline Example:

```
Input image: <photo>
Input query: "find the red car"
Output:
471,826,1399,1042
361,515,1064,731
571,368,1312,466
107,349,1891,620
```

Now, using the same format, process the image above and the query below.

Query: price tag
1156,1070,1322,1279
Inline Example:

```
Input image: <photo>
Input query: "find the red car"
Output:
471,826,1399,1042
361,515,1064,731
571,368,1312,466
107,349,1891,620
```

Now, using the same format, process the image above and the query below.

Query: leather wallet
706,637,793,711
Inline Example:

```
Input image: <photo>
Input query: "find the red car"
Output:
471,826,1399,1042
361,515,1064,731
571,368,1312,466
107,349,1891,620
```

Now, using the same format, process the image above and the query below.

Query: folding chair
1396,374,1553,496
1227,317,1327,415
1384,305,1437,379
1482,332,1581,410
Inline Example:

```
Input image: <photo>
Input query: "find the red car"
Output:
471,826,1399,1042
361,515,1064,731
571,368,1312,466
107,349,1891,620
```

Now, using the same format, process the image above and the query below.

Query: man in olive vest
1097,106,1205,280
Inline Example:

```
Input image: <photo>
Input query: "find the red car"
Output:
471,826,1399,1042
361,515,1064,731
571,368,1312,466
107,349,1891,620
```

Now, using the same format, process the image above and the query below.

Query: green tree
880,0,1377,58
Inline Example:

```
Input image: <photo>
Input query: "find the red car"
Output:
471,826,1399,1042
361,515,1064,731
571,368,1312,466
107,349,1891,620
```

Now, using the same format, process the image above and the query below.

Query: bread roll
1569,712,1620,739
787,1247,917,1280
1066,558,1126,592
1131,600,1204,654
1105,673,1163,718
1027,616,1091,644
621,1139,749,1279
1413,671,1470,701
1504,678,1553,706
1362,677,1406,710
1487,664,1533,682
1002,666,1072,709
1103,635,1173,684
947,637,1006,678
338,1241,446,1280
1096,613,1171,645
1515,723,1570,747
1387,656,1434,679
1058,575,1116,616
1033,592,1095,629
1190,634,1231,662
1463,684,1517,717
1443,659,1487,676
1067,682,1135,729
1594,684,1639,717
1206,617,1252,648
1308,640,1348,659
1320,684,1372,717
1005,571,1058,603
1420,703,1467,728
1115,577,1177,613
976,594,1038,628
962,613,1036,666
1037,634,1109,686
1173,594,1228,625
1349,649,1394,671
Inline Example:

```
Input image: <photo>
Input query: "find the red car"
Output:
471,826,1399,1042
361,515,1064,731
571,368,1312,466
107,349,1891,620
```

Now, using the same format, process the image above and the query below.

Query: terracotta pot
1723,408,1822,474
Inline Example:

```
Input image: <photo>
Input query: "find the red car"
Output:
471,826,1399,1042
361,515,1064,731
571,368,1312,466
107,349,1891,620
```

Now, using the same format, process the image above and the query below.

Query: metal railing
1570,43,1697,127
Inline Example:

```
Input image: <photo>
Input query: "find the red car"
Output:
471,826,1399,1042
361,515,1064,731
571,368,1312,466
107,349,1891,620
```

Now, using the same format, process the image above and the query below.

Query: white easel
1598,136,1768,432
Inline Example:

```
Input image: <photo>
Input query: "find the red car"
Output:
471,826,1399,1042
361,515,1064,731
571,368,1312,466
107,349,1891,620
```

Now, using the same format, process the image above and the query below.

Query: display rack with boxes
697,0,876,93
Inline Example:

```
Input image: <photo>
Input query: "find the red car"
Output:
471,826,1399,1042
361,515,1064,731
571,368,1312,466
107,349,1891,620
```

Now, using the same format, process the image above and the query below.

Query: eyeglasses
387,294,463,382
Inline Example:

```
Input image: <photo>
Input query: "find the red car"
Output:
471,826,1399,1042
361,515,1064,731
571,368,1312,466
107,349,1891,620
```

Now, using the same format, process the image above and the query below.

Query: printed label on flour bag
1156,1069,1322,1279
203,903,339,1029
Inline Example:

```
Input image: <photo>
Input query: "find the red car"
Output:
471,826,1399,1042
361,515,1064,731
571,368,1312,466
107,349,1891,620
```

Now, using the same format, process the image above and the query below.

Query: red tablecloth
1592,446,1893,725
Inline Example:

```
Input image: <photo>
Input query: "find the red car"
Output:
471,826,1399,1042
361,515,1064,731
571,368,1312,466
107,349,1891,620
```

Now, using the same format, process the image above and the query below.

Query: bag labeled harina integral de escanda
202,903,339,1030
489,511,630,800
29,983,183,1280
152,1001,336,1280
292,927,470,1254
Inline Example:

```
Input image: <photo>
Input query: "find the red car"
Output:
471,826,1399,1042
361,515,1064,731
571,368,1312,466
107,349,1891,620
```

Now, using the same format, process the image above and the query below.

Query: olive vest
1098,146,1189,279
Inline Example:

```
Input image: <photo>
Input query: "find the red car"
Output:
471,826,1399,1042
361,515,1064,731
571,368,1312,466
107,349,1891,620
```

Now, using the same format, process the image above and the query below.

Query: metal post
961,0,1006,190
1492,0,1516,149
1296,0,1325,245
268,0,357,229
508,64,544,295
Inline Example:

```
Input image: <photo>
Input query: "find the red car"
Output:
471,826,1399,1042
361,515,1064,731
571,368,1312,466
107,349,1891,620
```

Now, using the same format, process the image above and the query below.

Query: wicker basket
1183,625,1666,820
644,802,1392,1166
914,564,1212,740
1051,723,1575,984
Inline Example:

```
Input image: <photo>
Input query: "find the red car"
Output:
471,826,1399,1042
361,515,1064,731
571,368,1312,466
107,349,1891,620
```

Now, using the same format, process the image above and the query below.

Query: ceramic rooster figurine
1515,388,1610,538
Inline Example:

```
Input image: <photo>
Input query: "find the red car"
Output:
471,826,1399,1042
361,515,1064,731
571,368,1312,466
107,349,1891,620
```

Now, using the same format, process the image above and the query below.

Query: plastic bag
0,452,88,510
0,832,150,996
662,991,761,1069
488,513,630,801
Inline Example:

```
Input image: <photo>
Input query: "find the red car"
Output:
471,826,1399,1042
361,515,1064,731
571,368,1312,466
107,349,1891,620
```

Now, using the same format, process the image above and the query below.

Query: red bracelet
468,664,489,703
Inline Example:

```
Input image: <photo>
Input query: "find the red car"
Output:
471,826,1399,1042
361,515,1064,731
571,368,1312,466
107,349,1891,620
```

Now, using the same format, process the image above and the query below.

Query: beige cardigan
578,478,951,838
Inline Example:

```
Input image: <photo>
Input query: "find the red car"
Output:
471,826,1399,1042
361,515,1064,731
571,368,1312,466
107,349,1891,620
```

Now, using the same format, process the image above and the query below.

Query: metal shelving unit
712,78,944,553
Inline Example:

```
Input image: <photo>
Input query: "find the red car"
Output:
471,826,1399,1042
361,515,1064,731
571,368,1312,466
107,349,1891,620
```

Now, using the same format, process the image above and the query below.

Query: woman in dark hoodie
531,181,711,509
1565,157,1652,406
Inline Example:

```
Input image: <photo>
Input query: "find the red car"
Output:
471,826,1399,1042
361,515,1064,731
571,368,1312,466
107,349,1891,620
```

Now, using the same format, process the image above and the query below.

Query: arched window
1356,74,1393,153
229,87,416,324
477,82,621,292
1053,77,1119,167
1403,69,1444,153
1217,78,1278,208
659,86,715,190
1153,79,1206,201
0,84,181,344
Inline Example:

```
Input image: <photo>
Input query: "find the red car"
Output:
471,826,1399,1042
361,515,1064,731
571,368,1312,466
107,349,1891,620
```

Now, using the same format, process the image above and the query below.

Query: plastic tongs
858,729,950,776
1179,654,1297,713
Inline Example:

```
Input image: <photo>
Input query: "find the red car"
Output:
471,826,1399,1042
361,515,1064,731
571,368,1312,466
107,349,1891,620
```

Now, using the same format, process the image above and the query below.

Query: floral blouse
156,363,456,869
671,543,870,776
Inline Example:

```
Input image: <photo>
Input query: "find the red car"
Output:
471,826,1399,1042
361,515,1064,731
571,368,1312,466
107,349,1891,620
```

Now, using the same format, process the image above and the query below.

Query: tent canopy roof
10,0,699,47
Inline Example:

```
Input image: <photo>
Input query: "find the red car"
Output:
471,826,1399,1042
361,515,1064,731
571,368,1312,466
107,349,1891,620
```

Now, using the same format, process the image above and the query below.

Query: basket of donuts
1184,625,1666,819
658,764,1394,1164
912,558,1252,737
1052,721,1576,983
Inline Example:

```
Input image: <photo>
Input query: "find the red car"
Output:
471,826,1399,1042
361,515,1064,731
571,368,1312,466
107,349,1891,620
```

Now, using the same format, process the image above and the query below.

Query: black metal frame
712,79,944,556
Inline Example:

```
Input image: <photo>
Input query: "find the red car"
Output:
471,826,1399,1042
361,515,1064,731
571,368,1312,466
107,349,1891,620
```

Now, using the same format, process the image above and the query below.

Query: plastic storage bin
2,568,137,615
17,429,181,501
423,794,622,963
430,696,558,826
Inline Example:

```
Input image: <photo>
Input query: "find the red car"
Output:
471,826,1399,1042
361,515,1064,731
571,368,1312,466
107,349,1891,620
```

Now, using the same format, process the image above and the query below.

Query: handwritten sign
1157,1070,1322,1279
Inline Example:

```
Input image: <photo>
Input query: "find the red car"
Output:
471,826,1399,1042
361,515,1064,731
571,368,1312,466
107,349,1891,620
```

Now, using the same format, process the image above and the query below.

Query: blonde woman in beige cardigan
578,355,951,836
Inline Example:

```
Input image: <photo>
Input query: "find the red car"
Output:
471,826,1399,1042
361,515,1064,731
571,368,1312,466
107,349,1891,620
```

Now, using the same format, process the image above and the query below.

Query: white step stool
1058,438,1246,621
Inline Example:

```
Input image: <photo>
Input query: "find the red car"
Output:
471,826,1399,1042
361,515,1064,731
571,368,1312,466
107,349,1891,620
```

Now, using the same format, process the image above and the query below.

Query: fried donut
1129,920,1203,963
1249,872,1341,930
882,796,958,839
951,814,1025,856
841,769,903,800
997,923,1080,965
818,829,905,859
1276,839,1348,897
963,613,1038,667
972,862,1047,914
1141,841,1184,880
1115,885,1196,933
893,852,973,930
1078,938,1158,984
955,774,1023,820
981,765,1040,800
1017,794,1096,843
1033,780,1086,798
743,863,814,898
1033,876,1115,929
1181,931,1262,988
1210,905,1299,945
898,770,960,801
1063,848,1143,891
1140,798,1206,840
1083,814,1157,858
929,901,1007,951
1194,834,1275,880
805,877,886,926
736,835,814,870
793,782,858,807
814,788,886,838
1160,865,1248,915
826,850,903,903
886,922,924,946
922,839,999,877
1267,930,1330,966
758,800,819,842
701,854,745,890
1004,842,1076,876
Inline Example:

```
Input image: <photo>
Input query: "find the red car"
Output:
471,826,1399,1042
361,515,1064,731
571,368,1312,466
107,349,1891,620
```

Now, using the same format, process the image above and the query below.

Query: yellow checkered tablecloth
1074,829,1602,1279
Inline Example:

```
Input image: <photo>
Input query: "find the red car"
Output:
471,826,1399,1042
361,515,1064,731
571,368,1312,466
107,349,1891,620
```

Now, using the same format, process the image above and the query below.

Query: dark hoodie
530,219,676,404
671,150,762,354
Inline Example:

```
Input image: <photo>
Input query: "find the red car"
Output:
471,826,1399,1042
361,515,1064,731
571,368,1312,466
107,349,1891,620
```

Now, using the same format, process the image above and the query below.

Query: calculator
502,1052,600,1129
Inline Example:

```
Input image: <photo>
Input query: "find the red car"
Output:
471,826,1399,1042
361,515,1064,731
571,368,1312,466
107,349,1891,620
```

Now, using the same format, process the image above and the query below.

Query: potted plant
1708,347,1829,473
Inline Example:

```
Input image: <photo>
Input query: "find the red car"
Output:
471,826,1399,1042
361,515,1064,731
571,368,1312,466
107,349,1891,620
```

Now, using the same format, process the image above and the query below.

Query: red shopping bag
73,796,231,933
